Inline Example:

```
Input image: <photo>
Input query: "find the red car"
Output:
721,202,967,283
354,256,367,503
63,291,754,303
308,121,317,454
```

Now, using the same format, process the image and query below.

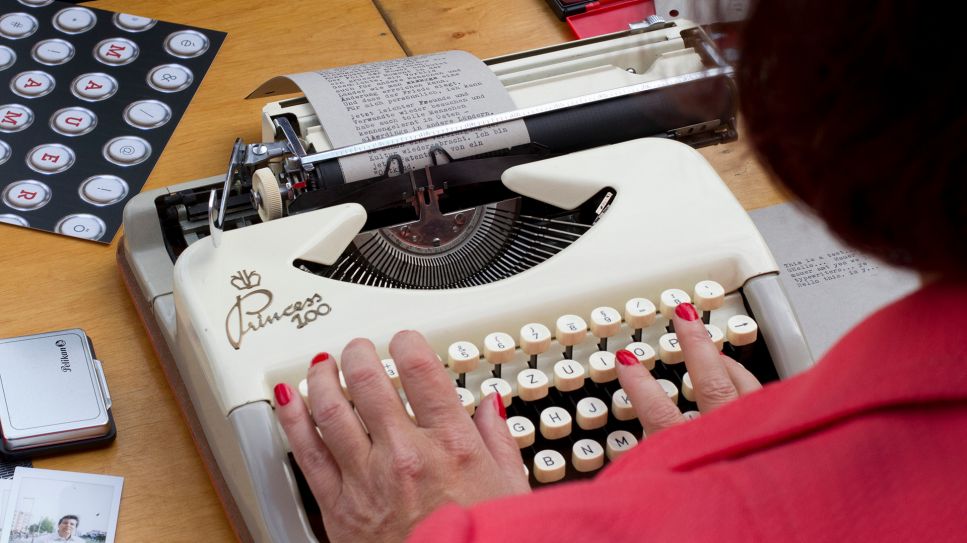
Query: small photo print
1,468,123,543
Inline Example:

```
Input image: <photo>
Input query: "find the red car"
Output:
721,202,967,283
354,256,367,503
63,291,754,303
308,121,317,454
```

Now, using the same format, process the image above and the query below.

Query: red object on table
566,0,655,38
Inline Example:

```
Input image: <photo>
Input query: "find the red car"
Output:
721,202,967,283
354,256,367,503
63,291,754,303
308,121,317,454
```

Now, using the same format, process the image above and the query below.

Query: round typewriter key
693,280,726,311
94,37,139,66
576,397,608,430
447,341,480,374
113,13,157,32
539,406,572,440
456,387,475,415
517,368,549,402
624,341,656,370
79,175,128,206
611,388,636,421
483,332,516,365
71,72,118,101
726,314,758,346
27,143,75,174
11,70,54,98
480,377,512,407
32,39,75,65
519,323,552,356
606,430,638,460
590,306,622,338
533,450,566,483
0,46,16,71
572,439,605,472
555,314,588,346
3,180,51,211
381,358,401,389
0,13,39,39
507,416,535,448
124,100,172,130
553,359,585,392
588,350,617,383
0,214,29,227
705,324,725,351
297,378,309,400
0,140,10,165
659,288,691,318
18,0,55,6
625,297,657,329
53,7,97,34
165,30,210,58
0,104,33,133
55,213,106,240
51,107,97,136
103,136,150,166
147,64,193,92
682,372,696,402
658,333,684,364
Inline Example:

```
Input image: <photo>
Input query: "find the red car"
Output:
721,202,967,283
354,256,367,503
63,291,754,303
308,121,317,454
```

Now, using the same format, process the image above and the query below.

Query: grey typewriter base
118,242,318,543
743,274,814,379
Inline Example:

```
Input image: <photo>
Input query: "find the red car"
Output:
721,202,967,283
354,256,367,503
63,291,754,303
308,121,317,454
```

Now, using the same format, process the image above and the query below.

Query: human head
737,0,966,278
57,515,79,538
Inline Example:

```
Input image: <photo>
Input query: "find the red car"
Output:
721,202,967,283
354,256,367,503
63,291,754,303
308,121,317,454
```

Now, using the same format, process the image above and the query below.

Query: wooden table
0,1,782,541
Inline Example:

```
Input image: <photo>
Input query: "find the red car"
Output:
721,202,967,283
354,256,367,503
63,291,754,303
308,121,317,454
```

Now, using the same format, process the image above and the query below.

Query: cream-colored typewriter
119,20,812,543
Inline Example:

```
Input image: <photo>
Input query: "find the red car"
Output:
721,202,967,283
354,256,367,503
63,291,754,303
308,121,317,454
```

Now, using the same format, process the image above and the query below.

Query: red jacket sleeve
408,465,760,543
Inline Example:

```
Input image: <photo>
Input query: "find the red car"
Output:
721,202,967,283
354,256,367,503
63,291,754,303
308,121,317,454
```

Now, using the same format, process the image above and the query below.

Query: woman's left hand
274,330,530,543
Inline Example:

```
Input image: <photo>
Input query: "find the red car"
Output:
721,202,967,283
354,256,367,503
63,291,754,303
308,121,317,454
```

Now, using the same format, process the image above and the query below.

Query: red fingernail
311,352,330,367
675,302,700,321
492,393,506,419
615,349,638,366
274,383,292,406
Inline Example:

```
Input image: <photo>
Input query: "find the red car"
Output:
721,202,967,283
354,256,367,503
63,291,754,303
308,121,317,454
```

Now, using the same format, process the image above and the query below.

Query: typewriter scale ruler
298,67,734,168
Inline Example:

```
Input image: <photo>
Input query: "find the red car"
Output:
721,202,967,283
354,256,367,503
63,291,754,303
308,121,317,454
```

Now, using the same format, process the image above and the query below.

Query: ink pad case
0,329,115,457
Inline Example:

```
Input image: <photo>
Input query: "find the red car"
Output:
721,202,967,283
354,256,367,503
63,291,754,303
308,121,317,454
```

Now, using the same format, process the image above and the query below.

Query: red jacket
410,281,967,542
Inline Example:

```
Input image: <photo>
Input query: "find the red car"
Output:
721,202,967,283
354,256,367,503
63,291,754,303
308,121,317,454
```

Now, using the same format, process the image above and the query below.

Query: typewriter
119,20,812,543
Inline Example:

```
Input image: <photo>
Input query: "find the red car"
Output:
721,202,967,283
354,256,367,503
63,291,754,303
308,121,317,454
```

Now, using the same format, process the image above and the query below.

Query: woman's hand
615,302,762,435
274,330,530,543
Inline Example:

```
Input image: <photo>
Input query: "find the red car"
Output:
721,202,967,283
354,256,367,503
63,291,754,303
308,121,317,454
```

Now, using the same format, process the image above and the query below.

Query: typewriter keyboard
296,280,780,486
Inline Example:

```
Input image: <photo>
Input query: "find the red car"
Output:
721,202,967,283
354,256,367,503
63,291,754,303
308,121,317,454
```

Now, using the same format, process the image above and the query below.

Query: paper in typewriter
249,51,530,182
750,202,920,359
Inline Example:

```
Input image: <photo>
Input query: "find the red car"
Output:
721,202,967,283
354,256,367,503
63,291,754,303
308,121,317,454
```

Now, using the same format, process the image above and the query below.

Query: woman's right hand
615,302,762,436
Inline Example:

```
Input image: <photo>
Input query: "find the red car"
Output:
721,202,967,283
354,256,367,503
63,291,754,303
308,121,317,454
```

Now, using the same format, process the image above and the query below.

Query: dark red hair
737,0,966,277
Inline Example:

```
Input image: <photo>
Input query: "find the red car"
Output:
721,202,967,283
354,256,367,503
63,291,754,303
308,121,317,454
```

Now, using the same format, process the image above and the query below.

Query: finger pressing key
341,338,412,441
274,380,343,510
614,349,685,435
673,303,739,412
391,330,479,431
304,352,371,474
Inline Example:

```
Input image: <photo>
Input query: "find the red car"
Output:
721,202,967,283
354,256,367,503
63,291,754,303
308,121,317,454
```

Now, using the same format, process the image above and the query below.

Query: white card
1,468,123,543
0,479,13,541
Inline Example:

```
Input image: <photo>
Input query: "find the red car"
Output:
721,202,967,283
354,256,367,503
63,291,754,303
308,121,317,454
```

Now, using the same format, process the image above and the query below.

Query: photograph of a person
0,469,121,543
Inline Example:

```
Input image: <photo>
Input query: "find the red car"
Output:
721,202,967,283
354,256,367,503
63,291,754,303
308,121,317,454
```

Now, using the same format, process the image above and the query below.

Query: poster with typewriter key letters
0,0,224,242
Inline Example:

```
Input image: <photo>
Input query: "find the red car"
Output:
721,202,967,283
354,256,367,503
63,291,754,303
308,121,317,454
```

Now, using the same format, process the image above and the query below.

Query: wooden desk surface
0,2,782,541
